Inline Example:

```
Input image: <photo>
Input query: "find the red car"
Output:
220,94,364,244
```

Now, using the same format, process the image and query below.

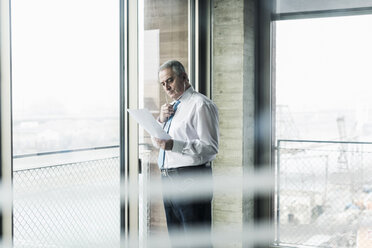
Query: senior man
153,60,219,248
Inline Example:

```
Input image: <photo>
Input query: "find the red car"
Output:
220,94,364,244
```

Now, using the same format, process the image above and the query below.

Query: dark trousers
161,164,213,248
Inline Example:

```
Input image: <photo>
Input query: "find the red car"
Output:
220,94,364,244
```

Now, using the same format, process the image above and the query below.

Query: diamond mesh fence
13,156,120,248
276,140,372,248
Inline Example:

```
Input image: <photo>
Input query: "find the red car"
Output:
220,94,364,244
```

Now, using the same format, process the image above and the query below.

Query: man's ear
182,73,188,83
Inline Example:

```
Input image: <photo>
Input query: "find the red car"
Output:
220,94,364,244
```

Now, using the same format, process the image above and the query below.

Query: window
274,6,372,248
11,0,121,246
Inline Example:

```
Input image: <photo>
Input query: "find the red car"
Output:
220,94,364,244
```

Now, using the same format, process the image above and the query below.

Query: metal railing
13,146,122,248
276,139,372,248
12,144,156,248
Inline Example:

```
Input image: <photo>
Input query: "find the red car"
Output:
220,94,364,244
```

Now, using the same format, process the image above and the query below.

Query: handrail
14,156,120,172
13,145,120,159
277,139,372,145
13,142,153,159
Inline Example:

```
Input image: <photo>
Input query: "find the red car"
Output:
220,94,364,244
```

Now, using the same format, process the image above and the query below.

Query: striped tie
157,100,180,168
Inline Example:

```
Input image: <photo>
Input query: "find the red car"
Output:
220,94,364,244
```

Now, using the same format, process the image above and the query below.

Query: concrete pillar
212,0,255,247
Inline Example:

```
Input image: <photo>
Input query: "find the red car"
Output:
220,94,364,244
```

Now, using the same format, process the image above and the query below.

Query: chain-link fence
13,153,120,248
276,140,372,248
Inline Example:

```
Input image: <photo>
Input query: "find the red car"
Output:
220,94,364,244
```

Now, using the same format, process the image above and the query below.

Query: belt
160,168,177,177
161,163,210,177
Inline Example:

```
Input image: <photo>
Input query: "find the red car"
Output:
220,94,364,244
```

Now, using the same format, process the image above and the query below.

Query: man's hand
159,103,174,123
154,137,174,150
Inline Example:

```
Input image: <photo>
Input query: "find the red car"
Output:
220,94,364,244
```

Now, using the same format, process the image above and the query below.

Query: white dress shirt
159,86,219,169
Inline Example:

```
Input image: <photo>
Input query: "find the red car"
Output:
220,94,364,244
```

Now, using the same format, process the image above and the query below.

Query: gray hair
158,60,187,77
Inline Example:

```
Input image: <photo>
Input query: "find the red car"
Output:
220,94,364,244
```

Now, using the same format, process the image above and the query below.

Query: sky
11,0,120,119
276,14,372,112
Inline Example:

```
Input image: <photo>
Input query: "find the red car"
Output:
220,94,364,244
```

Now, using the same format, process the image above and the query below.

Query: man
153,60,219,248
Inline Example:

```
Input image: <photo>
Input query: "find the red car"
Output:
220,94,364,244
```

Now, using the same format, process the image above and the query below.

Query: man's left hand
154,137,174,150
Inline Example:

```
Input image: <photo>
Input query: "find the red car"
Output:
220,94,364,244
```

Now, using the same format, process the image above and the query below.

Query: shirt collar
176,85,194,103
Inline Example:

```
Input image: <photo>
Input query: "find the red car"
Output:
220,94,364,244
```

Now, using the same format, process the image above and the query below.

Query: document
127,109,171,140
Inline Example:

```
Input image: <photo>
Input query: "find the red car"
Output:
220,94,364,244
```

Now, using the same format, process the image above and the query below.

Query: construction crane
336,116,349,171
276,105,300,141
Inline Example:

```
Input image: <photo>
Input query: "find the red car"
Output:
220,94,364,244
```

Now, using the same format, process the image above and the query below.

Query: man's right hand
159,103,174,123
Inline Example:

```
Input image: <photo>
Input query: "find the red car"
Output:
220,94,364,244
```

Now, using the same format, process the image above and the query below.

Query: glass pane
11,0,120,247
138,0,189,246
275,15,372,247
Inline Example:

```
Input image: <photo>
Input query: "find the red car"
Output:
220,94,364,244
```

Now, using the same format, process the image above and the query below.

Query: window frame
0,0,13,243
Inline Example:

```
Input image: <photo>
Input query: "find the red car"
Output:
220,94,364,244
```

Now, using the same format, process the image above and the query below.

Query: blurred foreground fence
276,140,372,248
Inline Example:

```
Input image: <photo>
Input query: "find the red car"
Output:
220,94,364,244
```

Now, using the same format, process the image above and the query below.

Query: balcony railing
276,139,372,248
12,144,154,248
14,146,118,248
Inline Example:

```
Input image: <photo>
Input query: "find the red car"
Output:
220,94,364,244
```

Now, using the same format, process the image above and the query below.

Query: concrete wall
212,0,255,247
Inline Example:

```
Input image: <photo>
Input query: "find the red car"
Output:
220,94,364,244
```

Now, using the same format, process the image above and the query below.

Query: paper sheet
127,109,171,140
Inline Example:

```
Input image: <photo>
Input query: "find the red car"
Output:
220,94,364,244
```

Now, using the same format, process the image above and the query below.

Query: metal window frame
119,0,126,244
254,0,275,230
189,0,196,89
190,0,212,97
0,0,13,245
121,0,139,246
274,6,372,21
195,0,212,98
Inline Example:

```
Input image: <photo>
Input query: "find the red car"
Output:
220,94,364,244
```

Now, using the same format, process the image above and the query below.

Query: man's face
159,68,186,100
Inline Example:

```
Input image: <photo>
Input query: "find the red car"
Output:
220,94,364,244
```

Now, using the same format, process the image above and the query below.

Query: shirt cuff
156,116,163,125
172,139,186,153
